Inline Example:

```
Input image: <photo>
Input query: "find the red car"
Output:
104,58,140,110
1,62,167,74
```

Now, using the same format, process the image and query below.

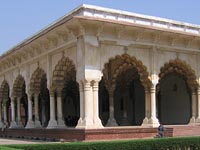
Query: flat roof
1,4,200,58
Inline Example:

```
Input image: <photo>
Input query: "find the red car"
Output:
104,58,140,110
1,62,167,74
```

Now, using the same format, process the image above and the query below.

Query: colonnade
0,79,200,129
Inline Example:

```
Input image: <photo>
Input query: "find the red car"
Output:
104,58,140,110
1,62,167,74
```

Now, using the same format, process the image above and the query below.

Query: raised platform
0,126,173,142
166,124,200,137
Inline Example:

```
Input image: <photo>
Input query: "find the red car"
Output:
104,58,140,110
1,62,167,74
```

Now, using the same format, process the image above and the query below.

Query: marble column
0,103,3,128
26,94,34,128
196,88,200,123
142,89,150,126
120,93,129,126
190,91,196,124
47,95,58,128
9,99,17,128
57,94,65,127
76,82,84,127
106,88,118,126
148,86,159,127
3,103,8,125
92,80,103,128
34,93,41,128
83,80,93,127
16,98,23,128
76,80,93,128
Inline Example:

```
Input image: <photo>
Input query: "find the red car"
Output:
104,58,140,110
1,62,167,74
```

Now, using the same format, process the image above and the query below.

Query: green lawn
1,136,200,150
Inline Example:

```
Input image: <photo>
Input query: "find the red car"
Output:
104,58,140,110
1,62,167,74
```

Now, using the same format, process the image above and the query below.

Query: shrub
4,136,200,150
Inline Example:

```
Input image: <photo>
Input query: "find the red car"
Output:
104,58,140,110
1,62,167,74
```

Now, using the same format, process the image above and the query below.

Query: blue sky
1,0,200,55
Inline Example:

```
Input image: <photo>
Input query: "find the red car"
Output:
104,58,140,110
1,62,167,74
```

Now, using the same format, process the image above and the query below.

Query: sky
1,0,200,55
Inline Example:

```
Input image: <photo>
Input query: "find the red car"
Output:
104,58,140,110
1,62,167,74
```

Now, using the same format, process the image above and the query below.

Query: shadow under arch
157,58,198,125
12,75,28,127
100,54,151,126
0,80,11,126
30,67,50,127
51,56,80,127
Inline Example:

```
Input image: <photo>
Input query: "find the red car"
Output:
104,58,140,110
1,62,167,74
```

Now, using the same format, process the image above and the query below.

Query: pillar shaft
84,81,93,125
50,96,55,120
34,94,39,121
17,98,21,123
76,80,94,128
11,100,15,122
3,104,7,123
77,82,84,127
106,89,117,126
57,96,65,127
0,104,2,121
93,81,103,127
190,92,196,123
34,93,41,128
28,97,33,121
196,89,200,123
142,89,150,126
10,100,17,128
148,87,159,127
0,103,3,128
47,95,57,128
16,98,23,128
25,95,34,128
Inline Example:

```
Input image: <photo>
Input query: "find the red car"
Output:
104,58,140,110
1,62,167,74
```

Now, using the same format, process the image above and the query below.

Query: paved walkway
0,138,51,145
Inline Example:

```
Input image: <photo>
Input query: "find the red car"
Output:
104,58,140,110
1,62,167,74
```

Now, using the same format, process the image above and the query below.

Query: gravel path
0,138,51,145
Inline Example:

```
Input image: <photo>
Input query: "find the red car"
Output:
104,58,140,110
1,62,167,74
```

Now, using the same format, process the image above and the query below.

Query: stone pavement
0,138,51,145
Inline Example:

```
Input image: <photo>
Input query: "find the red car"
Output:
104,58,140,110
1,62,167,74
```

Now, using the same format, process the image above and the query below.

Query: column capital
197,87,200,93
56,91,62,97
91,80,100,91
145,88,150,93
34,92,40,98
150,86,156,93
17,97,21,101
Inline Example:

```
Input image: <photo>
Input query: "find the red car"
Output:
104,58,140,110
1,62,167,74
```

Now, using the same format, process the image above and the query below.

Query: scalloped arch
30,67,46,94
103,54,151,89
158,58,198,91
51,56,76,94
12,75,25,98
0,80,9,102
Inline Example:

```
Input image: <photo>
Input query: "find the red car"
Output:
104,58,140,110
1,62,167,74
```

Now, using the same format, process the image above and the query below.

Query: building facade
0,5,200,132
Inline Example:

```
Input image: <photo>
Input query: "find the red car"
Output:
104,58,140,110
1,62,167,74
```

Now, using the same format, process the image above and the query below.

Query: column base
57,119,66,128
16,121,24,128
76,118,83,127
93,118,103,128
148,117,159,127
189,117,196,124
25,120,35,128
142,117,150,127
106,117,118,127
0,121,3,128
76,117,95,129
34,120,42,128
195,117,200,123
9,121,17,128
47,119,58,129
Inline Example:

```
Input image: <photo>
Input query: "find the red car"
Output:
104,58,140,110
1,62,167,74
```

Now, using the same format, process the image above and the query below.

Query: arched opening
114,68,145,126
30,68,50,128
100,54,151,126
62,80,79,127
13,75,28,127
99,79,109,126
51,56,80,127
157,59,198,125
38,74,50,127
0,80,11,126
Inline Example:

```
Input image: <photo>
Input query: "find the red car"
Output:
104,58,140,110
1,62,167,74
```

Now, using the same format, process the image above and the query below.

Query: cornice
1,4,200,73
